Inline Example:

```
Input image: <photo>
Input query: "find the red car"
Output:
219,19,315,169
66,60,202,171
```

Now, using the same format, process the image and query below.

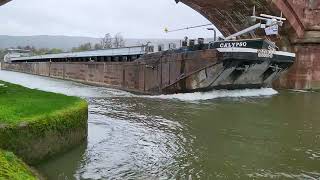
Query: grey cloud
0,0,217,39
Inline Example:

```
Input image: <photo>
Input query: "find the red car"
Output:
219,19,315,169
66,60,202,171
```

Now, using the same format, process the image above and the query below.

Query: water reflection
37,143,87,180
0,70,319,179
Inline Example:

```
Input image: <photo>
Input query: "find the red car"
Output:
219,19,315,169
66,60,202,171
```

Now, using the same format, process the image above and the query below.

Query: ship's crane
164,6,286,41
225,6,286,40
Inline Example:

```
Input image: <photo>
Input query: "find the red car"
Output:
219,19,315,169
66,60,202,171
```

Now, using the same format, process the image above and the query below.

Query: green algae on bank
0,150,37,180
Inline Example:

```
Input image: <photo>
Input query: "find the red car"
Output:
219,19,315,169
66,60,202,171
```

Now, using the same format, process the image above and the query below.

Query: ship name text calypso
219,42,248,48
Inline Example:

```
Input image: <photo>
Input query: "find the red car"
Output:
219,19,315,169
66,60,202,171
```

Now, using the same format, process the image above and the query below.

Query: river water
0,70,319,180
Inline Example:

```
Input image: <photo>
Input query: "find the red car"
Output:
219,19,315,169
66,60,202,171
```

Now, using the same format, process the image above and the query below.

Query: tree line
71,33,125,52
0,46,64,59
0,33,126,59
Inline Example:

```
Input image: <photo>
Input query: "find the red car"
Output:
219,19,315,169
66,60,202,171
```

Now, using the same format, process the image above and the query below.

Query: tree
94,43,103,50
0,49,6,60
35,48,50,55
49,48,63,54
113,33,125,48
102,33,112,49
72,42,92,52
80,43,92,51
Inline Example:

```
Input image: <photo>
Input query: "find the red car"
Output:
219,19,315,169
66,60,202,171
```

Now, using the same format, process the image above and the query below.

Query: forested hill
0,35,181,50
0,35,100,50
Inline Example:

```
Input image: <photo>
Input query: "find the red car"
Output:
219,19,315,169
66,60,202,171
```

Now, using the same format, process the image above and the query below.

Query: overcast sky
0,0,218,39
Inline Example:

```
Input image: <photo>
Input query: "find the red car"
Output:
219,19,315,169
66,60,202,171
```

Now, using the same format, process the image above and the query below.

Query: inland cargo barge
1,38,295,94
1,13,295,95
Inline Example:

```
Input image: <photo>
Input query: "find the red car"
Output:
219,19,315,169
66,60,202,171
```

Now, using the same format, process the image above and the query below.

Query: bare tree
113,33,125,48
94,43,103,50
102,33,112,49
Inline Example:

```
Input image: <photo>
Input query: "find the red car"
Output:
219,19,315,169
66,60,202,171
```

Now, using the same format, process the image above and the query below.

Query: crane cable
164,23,213,33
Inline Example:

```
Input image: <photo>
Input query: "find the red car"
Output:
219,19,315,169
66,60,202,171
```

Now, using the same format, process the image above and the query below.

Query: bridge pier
273,0,320,90
277,44,320,89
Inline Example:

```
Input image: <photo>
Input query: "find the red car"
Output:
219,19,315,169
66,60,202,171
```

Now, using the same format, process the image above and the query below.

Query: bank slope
0,150,37,180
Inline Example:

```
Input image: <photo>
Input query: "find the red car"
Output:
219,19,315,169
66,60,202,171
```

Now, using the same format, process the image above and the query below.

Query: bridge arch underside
0,0,10,6
179,0,320,90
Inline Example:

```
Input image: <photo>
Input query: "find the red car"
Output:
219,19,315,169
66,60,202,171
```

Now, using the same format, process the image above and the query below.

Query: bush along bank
0,150,38,180
0,80,88,165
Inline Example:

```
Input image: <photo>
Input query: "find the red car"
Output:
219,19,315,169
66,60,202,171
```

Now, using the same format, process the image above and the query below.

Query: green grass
0,150,37,180
0,80,88,164
0,80,88,178
0,80,83,125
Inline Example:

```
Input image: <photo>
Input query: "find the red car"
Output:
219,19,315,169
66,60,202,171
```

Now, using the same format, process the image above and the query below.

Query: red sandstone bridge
1,0,320,90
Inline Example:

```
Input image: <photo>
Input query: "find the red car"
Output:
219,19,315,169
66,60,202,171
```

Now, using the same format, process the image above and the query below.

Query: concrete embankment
0,80,88,179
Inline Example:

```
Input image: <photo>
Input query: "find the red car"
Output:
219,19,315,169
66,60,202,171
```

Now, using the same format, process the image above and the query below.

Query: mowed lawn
0,80,83,125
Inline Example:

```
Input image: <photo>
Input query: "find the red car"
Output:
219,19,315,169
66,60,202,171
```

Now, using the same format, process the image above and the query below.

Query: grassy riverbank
0,150,37,180
0,80,83,125
0,80,88,175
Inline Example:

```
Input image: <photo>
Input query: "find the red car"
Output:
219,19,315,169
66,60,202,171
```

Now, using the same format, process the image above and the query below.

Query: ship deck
10,46,147,62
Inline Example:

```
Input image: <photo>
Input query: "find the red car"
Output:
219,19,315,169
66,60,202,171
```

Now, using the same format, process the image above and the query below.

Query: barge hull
1,49,217,94
1,48,294,94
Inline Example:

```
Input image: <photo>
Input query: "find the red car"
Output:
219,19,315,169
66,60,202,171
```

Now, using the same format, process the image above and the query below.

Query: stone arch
177,0,316,39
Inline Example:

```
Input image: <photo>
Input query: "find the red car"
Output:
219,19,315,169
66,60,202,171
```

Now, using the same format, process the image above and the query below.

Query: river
0,70,319,180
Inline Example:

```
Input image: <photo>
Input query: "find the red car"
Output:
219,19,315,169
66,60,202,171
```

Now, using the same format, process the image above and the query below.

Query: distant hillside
0,35,100,50
0,35,181,50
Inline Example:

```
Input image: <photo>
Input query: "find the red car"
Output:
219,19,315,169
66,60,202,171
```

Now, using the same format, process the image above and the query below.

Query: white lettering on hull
219,42,248,48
